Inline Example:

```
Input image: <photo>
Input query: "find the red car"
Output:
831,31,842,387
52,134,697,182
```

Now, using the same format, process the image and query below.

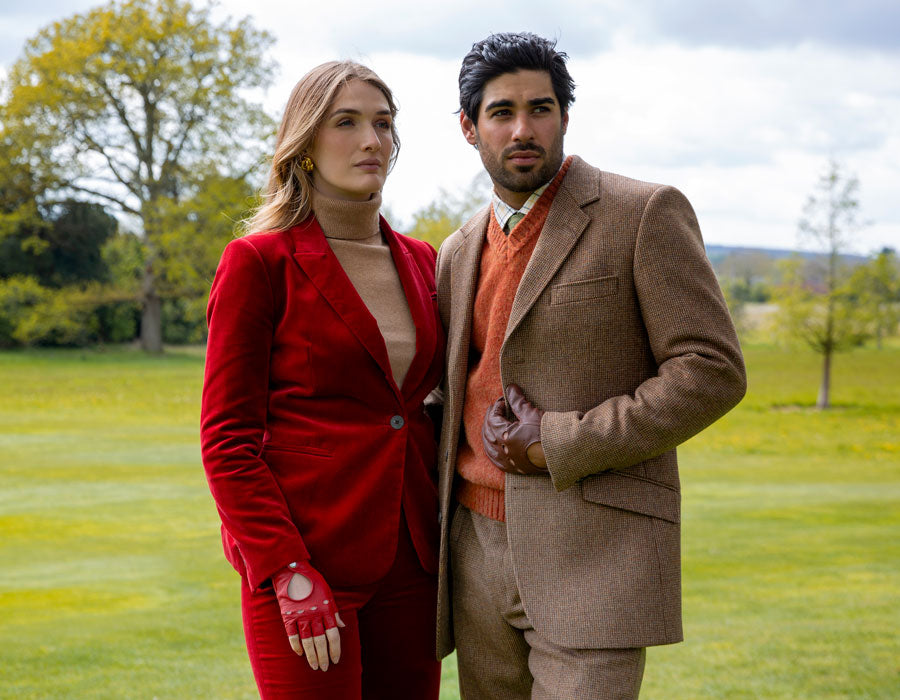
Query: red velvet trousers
240,514,440,699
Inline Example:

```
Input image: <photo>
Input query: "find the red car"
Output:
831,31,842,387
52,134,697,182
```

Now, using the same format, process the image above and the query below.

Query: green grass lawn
0,343,897,698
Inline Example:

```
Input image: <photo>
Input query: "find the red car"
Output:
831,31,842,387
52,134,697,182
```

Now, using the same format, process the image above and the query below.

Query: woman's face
309,79,394,201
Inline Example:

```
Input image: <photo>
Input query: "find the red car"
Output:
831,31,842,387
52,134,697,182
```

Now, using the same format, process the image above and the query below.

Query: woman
200,61,444,699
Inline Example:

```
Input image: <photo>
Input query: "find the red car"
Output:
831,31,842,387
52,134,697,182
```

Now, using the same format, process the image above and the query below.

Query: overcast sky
2,0,898,252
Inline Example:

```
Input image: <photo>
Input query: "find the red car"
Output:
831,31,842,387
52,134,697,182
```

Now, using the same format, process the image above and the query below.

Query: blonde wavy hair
245,61,400,235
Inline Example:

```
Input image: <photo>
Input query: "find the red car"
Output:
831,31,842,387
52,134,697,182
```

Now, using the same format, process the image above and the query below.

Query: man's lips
506,150,541,165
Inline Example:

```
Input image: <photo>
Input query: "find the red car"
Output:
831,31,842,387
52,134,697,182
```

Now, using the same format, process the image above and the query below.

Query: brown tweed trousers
434,155,747,658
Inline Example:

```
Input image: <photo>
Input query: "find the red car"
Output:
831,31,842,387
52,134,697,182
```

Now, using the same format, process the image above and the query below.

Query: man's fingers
313,633,329,671
326,626,342,665
288,633,303,656
506,383,529,418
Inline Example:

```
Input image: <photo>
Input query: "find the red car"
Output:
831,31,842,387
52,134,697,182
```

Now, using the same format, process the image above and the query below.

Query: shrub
0,275,49,347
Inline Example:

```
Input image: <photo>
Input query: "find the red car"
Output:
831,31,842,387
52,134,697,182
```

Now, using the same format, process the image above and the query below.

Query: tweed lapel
290,218,396,390
505,157,599,342
447,207,490,410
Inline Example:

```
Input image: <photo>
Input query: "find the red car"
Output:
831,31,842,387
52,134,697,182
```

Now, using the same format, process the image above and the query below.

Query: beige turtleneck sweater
311,189,417,388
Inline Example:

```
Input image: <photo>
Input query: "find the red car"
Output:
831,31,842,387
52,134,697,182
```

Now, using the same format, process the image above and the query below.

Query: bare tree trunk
140,265,163,353
816,349,831,409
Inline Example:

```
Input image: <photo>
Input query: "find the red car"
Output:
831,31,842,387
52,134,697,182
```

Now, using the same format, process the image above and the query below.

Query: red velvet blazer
200,215,445,592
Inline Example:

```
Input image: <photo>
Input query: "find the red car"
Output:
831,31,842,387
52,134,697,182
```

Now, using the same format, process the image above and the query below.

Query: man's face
461,69,568,208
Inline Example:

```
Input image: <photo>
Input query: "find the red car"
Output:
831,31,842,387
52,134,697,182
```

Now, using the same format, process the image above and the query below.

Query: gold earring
299,156,314,173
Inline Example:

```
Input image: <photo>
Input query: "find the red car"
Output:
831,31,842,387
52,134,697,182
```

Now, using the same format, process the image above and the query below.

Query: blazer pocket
581,469,680,523
549,275,618,305
262,442,333,458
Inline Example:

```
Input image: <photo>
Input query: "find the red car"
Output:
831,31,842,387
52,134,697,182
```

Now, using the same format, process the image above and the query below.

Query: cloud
228,0,900,59
5,0,897,68
640,0,900,51
565,43,900,170
0,1,99,64
2,0,898,251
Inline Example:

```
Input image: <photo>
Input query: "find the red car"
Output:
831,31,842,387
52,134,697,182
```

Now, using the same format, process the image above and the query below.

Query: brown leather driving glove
481,384,545,475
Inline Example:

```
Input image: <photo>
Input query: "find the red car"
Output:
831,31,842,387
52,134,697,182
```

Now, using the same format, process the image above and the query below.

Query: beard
476,127,566,194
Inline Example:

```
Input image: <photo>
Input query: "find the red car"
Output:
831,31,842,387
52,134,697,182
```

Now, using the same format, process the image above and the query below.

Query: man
434,32,747,699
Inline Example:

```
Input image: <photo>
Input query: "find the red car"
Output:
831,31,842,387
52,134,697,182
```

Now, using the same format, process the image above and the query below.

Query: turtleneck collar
311,188,382,241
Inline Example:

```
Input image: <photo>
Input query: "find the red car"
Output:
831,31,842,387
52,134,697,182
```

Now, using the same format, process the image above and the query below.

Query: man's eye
491,109,511,118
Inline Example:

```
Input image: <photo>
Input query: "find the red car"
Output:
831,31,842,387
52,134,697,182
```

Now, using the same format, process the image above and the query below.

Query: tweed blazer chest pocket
549,275,617,305
581,470,680,523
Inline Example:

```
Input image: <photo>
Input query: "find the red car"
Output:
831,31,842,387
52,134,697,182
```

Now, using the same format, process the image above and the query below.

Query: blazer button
390,415,405,429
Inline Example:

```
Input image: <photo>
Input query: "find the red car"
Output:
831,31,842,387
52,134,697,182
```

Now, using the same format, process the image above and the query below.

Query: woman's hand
272,562,346,671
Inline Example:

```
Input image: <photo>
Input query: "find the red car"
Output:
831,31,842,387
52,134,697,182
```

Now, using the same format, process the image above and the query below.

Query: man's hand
481,384,546,474
272,561,346,671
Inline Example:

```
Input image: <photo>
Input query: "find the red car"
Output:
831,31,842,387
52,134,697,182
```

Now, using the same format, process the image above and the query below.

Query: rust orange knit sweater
456,157,572,521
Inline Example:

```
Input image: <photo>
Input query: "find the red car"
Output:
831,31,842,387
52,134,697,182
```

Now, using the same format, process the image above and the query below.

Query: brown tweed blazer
434,155,746,657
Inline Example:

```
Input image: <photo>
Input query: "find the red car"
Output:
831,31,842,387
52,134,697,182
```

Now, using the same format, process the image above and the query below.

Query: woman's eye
376,120,392,130
336,118,354,127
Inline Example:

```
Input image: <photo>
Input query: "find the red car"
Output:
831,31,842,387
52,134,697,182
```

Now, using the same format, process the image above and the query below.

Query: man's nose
511,113,535,142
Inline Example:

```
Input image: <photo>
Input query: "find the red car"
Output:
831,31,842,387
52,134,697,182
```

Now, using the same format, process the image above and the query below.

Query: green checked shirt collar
490,159,565,232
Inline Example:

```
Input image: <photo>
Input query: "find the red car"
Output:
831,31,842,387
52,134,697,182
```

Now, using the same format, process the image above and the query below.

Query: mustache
503,143,546,158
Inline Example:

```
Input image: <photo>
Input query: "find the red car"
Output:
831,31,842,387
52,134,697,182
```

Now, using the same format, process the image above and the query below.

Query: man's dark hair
458,32,576,123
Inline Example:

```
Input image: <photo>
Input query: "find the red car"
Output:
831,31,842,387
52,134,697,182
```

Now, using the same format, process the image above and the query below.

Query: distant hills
705,244,869,266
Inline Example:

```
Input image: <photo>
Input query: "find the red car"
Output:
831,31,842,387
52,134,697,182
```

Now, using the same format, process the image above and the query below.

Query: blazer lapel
505,158,598,342
381,218,434,396
290,218,395,385
447,208,490,406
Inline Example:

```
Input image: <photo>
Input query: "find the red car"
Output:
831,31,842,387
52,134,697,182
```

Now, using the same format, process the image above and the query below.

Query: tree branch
89,71,146,164
75,127,141,198
61,185,141,216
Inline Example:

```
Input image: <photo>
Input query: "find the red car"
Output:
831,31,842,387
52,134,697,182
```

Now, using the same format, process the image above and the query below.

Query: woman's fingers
300,635,318,669
326,625,342,665
313,633,329,671
296,614,343,671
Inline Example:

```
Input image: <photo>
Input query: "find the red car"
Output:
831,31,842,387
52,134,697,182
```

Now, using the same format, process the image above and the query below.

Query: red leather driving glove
272,560,340,643
481,384,545,475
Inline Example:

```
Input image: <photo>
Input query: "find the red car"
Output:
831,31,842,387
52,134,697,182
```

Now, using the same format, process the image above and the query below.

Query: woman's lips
354,159,382,171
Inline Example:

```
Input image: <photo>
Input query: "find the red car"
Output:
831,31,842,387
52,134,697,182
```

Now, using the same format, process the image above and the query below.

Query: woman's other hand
272,562,346,671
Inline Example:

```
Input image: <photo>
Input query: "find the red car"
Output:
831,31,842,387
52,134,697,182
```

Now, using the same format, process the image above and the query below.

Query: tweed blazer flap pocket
581,470,680,523
550,275,617,305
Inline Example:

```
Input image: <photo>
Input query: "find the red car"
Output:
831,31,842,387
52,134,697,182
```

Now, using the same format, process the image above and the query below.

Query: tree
405,171,491,248
776,161,870,409
155,172,258,342
0,200,118,287
721,283,749,340
849,248,900,349
717,250,774,303
43,201,119,286
2,0,275,351
0,130,52,282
